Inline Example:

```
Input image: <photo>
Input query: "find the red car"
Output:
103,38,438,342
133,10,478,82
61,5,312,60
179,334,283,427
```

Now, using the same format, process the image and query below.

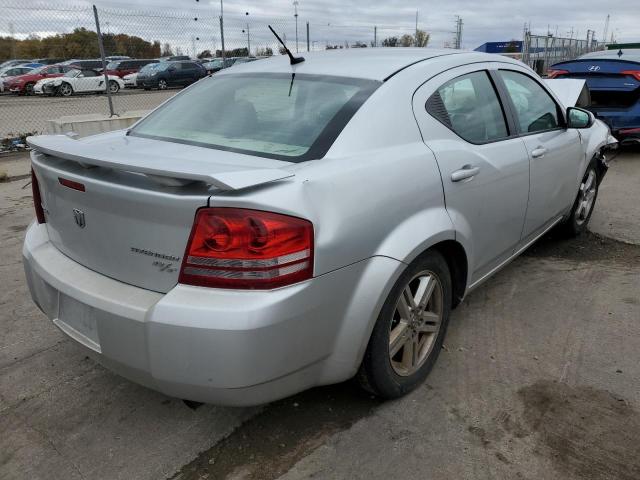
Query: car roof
215,48,513,81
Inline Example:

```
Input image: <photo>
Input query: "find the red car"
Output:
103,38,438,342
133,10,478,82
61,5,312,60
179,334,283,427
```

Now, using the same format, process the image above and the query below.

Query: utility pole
306,21,310,52
415,10,419,46
9,22,15,59
374,26,377,47
92,5,115,117
293,1,299,53
243,12,250,56
454,16,463,49
219,0,225,62
603,14,610,48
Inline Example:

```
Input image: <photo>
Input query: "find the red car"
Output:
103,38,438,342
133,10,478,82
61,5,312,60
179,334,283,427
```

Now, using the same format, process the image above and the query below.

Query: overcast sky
3,0,637,55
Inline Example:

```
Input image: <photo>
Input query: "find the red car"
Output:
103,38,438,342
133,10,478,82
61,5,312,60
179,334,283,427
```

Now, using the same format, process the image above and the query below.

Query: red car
104,59,159,78
5,64,75,95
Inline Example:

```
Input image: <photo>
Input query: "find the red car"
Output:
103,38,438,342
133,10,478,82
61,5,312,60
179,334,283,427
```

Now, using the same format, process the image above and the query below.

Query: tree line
0,28,161,61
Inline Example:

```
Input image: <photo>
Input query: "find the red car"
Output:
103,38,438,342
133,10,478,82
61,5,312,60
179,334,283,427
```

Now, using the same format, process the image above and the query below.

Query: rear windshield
129,73,379,161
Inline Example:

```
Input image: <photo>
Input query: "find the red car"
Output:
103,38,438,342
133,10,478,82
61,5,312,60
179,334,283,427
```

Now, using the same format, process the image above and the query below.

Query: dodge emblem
73,208,86,228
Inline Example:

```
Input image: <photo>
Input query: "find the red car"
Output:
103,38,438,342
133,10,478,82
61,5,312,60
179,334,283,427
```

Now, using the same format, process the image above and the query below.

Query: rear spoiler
26,134,294,191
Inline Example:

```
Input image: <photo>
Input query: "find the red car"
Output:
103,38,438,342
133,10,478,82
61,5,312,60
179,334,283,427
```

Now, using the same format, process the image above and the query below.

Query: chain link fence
0,0,462,149
522,32,600,75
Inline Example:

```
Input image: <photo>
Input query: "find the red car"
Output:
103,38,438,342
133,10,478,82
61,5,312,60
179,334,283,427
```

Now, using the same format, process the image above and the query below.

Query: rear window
130,73,379,161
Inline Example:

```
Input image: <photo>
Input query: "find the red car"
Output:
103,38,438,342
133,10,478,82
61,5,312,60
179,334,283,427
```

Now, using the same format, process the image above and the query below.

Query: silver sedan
24,49,616,405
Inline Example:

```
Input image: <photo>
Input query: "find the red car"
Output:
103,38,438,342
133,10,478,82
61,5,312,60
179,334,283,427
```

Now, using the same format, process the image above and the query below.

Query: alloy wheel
388,270,444,376
109,81,119,93
60,83,72,97
575,169,597,226
158,79,167,90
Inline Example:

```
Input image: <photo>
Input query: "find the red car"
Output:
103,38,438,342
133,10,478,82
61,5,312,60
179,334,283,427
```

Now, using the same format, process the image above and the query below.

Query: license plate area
54,294,102,353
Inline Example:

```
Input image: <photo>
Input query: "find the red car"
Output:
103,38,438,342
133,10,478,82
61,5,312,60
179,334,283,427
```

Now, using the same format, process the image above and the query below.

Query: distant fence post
93,5,115,117
306,22,310,52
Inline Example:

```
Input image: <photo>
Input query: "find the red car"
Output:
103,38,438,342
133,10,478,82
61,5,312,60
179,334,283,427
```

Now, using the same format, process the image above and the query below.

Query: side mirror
567,107,594,129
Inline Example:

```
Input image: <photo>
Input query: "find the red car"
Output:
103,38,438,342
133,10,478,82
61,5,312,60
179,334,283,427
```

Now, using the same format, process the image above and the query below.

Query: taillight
179,208,314,289
621,70,640,82
31,168,46,224
547,69,569,79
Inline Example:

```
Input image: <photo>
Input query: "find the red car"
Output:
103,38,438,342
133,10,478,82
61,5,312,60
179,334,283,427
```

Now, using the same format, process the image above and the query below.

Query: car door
413,66,531,283
74,70,100,92
496,69,583,243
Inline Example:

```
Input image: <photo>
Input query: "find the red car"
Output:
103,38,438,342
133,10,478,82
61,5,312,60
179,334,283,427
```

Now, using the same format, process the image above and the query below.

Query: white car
123,72,138,88
34,68,125,96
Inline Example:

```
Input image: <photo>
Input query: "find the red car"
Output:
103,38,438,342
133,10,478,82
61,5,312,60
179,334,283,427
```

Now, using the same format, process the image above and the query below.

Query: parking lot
1,150,639,480
0,89,176,138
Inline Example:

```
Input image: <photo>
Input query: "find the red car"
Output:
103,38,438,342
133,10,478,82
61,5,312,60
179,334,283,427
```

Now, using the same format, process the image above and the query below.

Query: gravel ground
1,154,639,480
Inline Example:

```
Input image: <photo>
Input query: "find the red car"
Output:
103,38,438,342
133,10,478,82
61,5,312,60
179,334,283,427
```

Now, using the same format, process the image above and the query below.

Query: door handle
531,146,547,158
451,165,480,182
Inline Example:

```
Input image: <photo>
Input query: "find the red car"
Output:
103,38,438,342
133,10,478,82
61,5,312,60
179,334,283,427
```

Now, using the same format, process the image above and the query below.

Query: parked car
0,59,31,69
157,55,191,62
202,57,235,74
4,64,75,94
138,60,206,90
0,65,36,92
122,72,138,88
18,62,44,69
66,59,105,71
548,48,640,144
33,68,124,96
24,50,616,406
104,59,159,78
31,58,66,65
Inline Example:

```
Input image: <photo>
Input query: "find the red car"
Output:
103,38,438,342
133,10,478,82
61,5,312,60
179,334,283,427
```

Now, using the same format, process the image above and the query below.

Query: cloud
2,0,635,55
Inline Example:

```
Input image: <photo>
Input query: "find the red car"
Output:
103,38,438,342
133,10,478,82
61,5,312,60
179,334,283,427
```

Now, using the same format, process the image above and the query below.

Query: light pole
242,12,250,56
219,0,225,62
293,1,299,53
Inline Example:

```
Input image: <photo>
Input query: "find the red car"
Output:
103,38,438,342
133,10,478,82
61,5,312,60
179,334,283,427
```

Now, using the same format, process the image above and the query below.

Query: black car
32,57,67,65
138,60,206,90
66,59,105,71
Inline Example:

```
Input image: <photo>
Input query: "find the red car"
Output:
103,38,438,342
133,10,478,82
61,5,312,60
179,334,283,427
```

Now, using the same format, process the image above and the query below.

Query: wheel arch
428,240,468,309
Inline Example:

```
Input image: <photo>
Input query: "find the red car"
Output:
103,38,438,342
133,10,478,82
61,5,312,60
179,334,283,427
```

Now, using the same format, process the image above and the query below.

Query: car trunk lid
28,132,295,293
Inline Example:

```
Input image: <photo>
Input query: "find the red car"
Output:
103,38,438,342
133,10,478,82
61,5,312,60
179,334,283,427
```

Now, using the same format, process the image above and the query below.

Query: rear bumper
23,222,402,405
591,109,640,144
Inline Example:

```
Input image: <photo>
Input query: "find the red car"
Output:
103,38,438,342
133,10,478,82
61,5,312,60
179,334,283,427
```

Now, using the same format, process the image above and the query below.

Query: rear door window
499,70,562,133
426,71,509,143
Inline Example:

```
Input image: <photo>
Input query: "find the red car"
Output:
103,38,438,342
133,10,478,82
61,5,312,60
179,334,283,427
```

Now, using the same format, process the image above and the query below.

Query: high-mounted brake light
179,208,314,289
547,69,569,79
31,168,46,224
621,70,640,82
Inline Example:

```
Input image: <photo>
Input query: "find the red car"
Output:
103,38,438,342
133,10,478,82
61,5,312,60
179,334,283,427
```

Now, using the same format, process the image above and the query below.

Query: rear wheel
59,82,73,97
358,250,451,399
24,82,35,95
108,80,120,94
559,161,599,237
158,79,168,90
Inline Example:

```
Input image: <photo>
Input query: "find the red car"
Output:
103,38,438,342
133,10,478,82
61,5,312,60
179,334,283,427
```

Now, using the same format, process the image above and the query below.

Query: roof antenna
268,25,305,65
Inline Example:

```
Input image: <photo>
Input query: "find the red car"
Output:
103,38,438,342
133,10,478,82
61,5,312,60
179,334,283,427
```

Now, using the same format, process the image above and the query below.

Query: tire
559,160,599,237
358,250,452,399
108,80,120,94
59,82,73,97
24,82,35,95
158,79,167,90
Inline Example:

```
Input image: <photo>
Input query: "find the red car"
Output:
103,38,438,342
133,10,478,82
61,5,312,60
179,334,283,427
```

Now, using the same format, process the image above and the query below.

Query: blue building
475,41,523,54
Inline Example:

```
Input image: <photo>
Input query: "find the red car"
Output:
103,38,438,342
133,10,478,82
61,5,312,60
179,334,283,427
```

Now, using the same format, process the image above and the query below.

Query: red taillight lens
179,208,314,289
547,69,569,79
31,168,46,224
621,70,640,82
